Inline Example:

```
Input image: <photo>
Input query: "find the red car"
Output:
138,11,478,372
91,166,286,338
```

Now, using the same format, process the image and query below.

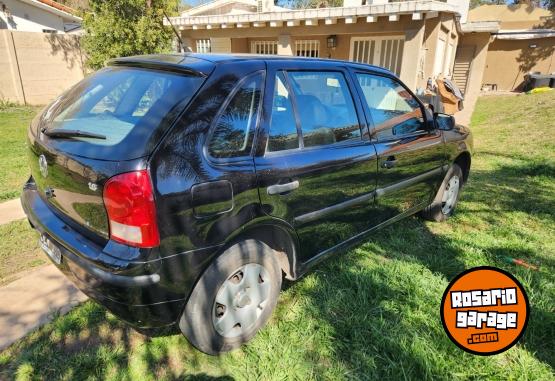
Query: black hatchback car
22,53,472,354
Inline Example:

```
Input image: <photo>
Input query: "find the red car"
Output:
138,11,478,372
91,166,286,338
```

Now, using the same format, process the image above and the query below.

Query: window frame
350,69,432,142
265,70,303,154
204,70,266,163
264,69,366,157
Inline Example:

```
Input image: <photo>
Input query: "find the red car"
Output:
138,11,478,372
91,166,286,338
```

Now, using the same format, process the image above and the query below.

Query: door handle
267,180,300,195
382,156,397,169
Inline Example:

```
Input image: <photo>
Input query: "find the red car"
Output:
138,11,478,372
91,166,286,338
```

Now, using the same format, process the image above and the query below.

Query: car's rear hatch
27,57,211,241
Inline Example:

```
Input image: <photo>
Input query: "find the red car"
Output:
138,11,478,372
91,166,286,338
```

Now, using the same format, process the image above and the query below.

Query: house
167,0,470,93
0,0,84,105
467,4,555,91
0,0,82,33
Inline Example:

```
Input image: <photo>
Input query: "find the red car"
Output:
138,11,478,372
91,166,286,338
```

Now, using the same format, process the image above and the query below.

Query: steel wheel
212,263,271,338
441,175,460,215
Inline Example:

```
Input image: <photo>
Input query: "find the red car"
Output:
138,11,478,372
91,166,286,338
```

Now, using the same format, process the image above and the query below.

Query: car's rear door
254,60,379,263
351,70,446,224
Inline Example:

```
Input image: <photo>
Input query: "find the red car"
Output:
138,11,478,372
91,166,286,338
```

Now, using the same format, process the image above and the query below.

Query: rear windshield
41,67,204,160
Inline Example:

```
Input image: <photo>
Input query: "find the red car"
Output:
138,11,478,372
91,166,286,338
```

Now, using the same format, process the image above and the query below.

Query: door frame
453,45,476,96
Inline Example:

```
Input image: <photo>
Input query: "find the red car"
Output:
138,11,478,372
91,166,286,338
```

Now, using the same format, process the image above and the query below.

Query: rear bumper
21,184,185,328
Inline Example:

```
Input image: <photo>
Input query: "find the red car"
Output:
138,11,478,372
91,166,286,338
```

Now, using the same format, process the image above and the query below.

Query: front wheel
179,240,282,355
420,164,463,222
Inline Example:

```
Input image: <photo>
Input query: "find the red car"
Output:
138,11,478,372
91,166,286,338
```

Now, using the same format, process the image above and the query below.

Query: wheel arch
221,217,301,280
454,151,471,184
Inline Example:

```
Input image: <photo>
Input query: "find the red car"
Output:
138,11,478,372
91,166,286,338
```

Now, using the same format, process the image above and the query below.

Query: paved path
0,265,87,351
455,96,478,127
0,199,26,226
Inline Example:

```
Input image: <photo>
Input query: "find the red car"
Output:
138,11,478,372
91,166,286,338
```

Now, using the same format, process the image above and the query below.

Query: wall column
400,24,425,90
278,34,293,56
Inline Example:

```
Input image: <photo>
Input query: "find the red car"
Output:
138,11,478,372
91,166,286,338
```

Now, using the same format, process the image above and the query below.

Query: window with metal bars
196,39,211,53
250,41,278,55
295,40,320,58
350,37,404,76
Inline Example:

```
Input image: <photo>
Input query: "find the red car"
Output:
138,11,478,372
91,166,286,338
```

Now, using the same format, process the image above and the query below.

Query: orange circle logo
441,266,529,355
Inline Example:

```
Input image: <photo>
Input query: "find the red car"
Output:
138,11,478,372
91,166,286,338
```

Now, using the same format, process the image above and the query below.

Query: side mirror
434,113,456,131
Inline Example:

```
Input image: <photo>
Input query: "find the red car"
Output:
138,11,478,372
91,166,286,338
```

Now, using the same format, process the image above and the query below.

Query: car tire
179,239,282,355
420,163,464,222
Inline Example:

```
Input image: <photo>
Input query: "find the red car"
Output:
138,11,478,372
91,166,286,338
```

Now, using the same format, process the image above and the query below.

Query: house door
210,37,231,53
349,37,405,76
453,46,476,95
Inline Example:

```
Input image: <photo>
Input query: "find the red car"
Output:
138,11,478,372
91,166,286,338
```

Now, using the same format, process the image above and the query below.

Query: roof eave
166,0,458,28
19,0,82,23
461,21,500,34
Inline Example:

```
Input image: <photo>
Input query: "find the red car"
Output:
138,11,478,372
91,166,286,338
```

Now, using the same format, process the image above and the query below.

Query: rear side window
207,72,263,158
267,72,299,152
356,74,425,140
43,67,204,160
287,72,361,148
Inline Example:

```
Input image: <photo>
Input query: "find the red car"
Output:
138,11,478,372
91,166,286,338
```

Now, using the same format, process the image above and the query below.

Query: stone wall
0,30,85,105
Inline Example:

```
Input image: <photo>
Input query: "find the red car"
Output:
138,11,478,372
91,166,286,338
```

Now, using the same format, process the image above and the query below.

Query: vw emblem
38,155,48,178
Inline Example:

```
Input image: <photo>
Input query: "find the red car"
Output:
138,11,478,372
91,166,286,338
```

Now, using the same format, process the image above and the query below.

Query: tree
82,0,179,70
470,0,503,8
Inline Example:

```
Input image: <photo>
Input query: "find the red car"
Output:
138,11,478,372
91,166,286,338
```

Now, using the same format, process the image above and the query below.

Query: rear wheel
179,240,282,355
420,164,463,222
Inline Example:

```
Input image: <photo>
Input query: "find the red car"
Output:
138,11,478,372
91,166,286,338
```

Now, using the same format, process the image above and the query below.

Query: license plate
39,234,62,265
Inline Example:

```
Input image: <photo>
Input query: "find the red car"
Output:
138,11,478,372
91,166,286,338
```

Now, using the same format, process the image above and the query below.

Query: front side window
356,74,425,141
287,71,361,148
208,73,263,158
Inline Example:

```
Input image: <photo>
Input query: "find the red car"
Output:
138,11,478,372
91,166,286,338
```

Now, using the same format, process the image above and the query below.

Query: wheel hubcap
441,175,460,215
212,263,270,338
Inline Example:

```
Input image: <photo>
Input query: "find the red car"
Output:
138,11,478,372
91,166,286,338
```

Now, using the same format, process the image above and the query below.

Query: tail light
103,170,160,248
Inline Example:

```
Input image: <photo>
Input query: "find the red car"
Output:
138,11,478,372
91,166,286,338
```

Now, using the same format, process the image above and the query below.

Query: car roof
110,53,394,77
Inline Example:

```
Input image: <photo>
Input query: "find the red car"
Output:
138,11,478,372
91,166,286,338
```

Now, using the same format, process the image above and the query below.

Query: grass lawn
0,93,554,380
0,106,41,201
0,220,45,286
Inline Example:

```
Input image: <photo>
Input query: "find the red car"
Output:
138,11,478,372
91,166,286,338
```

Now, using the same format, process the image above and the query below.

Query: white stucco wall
447,0,470,23
0,0,66,32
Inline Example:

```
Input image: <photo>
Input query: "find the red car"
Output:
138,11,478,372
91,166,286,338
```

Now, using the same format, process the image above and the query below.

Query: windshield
40,66,205,160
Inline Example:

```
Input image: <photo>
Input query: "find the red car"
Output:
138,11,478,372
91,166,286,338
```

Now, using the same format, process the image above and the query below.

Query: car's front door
254,62,379,263
352,71,446,224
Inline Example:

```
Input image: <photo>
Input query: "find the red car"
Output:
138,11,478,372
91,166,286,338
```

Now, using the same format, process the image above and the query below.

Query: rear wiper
41,129,106,140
